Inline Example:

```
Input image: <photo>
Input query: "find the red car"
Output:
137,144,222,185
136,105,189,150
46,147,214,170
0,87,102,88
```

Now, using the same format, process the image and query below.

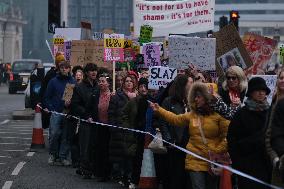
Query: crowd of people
39,52,284,189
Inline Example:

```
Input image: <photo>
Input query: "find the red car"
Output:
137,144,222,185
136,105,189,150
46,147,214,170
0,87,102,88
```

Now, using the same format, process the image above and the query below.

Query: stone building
0,2,25,64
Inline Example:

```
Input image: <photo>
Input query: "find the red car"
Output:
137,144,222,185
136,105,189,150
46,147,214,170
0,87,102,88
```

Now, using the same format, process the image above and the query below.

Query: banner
212,24,253,76
243,33,277,75
134,0,215,37
148,66,177,90
169,36,216,71
249,75,277,105
143,44,161,67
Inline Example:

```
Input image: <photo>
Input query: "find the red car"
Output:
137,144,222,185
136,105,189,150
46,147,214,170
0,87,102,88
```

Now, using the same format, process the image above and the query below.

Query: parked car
24,63,54,108
8,59,42,94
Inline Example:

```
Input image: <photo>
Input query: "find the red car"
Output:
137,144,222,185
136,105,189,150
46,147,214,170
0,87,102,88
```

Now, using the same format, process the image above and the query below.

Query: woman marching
150,82,230,189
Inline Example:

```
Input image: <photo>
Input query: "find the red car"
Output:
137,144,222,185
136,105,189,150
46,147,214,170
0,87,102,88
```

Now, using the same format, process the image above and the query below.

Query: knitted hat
246,77,271,97
138,78,148,89
128,71,138,81
55,52,65,64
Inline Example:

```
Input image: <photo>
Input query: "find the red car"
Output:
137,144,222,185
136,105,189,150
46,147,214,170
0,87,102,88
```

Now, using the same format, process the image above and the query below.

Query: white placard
134,0,215,37
169,36,216,71
55,28,82,40
148,66,177,90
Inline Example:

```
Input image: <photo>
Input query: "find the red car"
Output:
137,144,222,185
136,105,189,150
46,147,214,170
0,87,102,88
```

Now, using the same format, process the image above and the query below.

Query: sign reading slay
169,36,216,71
134,0,215,37
148,66,177,90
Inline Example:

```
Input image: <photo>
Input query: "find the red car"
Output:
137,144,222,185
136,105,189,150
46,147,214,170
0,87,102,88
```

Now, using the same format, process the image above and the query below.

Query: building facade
0,1,25,64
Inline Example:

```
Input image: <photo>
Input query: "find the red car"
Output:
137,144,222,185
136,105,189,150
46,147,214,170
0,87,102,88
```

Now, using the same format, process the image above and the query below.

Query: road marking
0,137,31,140
26,152,35,157
0,156,12,158
11,162,26,176
0,143,30,146
0,132,31,134
0,163,6,165
3,150,26,152
2,181,13,189
0,119,10,125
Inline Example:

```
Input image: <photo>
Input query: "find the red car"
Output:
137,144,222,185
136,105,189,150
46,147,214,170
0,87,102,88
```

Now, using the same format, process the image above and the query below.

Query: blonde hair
222,66,247,92
275,68,284,102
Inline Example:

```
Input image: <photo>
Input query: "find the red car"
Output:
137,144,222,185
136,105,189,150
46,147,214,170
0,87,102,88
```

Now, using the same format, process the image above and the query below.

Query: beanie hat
246,77,271,97
59,61,71,68
128,71,138,81
55,52,65,65
138,78,148,89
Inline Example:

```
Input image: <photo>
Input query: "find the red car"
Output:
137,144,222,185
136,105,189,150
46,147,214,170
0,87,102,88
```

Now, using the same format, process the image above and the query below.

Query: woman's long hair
168,75,189,105
222,66,247,92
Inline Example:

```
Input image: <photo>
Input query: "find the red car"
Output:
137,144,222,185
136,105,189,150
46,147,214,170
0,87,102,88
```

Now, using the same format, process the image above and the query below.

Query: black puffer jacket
108,89,130,163
70,79,98,119
160,96,188,147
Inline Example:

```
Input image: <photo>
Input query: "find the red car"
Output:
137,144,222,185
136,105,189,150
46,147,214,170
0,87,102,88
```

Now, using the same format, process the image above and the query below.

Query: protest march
32,0,284,189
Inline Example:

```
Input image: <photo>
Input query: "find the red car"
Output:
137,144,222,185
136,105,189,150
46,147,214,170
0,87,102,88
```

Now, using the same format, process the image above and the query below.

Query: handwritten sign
280,46,284,64
148,66,177,90
139,25,153,43
134,0,215,37
143,44,161,67
249,75,277,105
168,36,216,71
104,48,124,62
64,41,72,61
62,84,75,102
243,33,277,75
104,34,125,48
94,32,104,40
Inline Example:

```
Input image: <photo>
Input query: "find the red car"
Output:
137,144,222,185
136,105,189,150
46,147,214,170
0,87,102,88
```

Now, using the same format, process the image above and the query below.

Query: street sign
48,22,58,33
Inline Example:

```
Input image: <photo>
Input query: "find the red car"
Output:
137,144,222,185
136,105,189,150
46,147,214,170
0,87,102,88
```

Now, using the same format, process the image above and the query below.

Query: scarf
245,98,270,111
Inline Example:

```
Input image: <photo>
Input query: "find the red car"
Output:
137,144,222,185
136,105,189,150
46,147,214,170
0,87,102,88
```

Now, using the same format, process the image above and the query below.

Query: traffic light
230,11,240,31
48,0,61,33
219,16,228,29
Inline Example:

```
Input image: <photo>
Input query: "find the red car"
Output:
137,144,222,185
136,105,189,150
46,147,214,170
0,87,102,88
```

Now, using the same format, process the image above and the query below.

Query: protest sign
168,36,216,71
212,24,253,76
243,33,277,75
70,40,112,69
124,48,136,62
134,0,215,37
62,84,75,102
249,75,277,105
280,45,284,64
64,41,72,61
53,35,65,56
143,44,161,67
148,66,177,90
55,28,82,40
139,25,153,43
104,34,125,62
94,32,104,40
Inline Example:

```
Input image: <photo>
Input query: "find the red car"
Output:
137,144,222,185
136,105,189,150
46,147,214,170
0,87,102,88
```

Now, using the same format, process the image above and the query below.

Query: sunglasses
226,76,237,81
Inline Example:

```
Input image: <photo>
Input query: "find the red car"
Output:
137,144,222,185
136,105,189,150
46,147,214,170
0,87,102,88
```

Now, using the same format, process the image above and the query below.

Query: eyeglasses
226,76,237,81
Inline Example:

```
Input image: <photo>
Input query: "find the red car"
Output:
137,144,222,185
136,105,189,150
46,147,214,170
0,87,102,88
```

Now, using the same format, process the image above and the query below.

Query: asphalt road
0,85,124,189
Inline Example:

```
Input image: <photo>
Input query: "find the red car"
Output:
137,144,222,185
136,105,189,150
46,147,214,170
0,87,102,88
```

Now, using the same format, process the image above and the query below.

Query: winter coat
160,96,188,147
70,79,98,119
227,106,271,189
156,107,229,171
108,89,131,162
44,74,75,113
219,88,246,106
121,95,144,156
271,99,284,156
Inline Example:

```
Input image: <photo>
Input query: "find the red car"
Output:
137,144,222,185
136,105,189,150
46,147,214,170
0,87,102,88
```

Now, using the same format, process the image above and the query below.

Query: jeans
49,113,69,160
188,171,218,189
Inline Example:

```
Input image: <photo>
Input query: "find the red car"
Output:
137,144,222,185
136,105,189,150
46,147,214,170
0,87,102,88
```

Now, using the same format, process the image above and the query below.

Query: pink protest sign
104,48,124,62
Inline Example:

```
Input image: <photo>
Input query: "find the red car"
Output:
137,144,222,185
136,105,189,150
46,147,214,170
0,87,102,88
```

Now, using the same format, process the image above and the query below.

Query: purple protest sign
64,41,72,61
143,44,161,67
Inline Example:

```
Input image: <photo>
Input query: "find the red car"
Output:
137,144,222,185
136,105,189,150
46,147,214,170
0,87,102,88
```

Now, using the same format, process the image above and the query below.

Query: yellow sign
53,38,64,45
104,38,124,48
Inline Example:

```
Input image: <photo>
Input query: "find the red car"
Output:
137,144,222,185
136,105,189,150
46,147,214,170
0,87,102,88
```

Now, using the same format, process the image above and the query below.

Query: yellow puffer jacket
157,107,230,171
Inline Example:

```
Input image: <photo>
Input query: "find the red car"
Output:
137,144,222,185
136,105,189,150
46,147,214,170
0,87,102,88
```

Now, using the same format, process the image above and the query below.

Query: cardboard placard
169,36,216,71
243,33,277,75
212,24,253,76
148,66,177,90
62,84,75,102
